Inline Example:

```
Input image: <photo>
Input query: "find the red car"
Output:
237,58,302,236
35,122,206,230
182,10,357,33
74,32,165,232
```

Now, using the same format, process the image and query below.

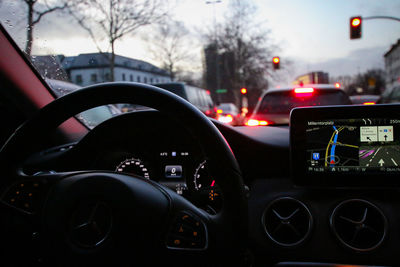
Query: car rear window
257,89,350,115
154,84,186,99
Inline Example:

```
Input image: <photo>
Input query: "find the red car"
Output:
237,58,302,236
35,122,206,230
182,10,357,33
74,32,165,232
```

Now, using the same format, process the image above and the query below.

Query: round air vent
262,197,313,247
330,199,387,252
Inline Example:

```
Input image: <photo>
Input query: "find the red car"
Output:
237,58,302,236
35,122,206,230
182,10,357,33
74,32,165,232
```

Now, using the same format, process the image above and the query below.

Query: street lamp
206,0,222,102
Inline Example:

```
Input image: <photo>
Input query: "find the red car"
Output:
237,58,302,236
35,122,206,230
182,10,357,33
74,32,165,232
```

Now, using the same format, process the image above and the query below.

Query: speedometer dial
115,158,150,179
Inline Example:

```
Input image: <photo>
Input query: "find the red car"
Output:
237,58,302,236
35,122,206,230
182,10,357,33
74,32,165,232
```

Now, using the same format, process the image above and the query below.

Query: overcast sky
1,0,400,83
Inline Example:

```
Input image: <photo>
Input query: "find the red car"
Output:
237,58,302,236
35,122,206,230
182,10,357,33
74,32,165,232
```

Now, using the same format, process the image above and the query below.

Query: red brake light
363,102,376,105
294,87,314,97
245,119,269,126
294,88,314,93
245,119,259,126
334,82,341,88
218,114,233,124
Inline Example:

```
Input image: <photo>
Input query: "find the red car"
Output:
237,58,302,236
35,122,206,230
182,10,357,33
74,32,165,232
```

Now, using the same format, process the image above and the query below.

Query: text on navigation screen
306,118,400,174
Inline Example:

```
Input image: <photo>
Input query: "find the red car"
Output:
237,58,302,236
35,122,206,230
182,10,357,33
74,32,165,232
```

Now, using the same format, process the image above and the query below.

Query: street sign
216,89,227,93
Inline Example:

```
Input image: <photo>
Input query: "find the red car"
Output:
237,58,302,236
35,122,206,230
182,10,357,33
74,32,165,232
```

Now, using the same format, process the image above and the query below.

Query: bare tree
70,0,167,81
204,0,277,109
145,20,194,80
21,0,69,55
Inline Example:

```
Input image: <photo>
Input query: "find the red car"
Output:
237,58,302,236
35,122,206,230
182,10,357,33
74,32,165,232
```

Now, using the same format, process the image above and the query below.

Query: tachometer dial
194,160,215,191
193,160,222,213
115,158,150,179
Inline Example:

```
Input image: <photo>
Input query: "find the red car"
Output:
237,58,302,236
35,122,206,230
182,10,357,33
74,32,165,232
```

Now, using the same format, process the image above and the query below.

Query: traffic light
350,16,362,39
272,57,280,70
240,88,247,94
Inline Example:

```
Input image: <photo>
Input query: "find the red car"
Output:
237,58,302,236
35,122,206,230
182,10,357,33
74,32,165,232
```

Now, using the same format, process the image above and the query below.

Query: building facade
384,39,400,89
63,53,171,86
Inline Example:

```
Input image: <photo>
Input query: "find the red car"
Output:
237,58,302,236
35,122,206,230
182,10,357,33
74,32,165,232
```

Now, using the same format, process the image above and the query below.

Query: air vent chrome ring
262,197,313,247
330,199,387,252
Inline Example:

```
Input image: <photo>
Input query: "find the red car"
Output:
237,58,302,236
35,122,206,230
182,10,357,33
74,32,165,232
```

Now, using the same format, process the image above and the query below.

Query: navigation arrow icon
384,135,387,141
367,137,371,141
378,159,385,167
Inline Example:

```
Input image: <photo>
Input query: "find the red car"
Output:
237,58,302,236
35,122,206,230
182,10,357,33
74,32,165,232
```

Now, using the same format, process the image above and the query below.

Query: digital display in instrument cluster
159,150,191,195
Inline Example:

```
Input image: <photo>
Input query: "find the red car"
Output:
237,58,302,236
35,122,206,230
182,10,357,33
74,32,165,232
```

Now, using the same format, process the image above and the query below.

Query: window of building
130,74,133,81
88,58,98,66
122,73,126,81
144,77,147,83
150,78,153,83
104,73,110,81
137,76,141,82
155,79,159,83
91,73,97,82
76,74,83,84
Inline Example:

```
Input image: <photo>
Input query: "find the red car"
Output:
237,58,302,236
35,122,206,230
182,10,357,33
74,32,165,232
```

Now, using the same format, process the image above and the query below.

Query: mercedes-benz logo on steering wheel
69,201,113,248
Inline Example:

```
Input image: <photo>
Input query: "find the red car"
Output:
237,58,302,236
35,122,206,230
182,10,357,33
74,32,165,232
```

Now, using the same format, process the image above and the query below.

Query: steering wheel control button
165,165,182,178
166,212,207,250
2,179,47,214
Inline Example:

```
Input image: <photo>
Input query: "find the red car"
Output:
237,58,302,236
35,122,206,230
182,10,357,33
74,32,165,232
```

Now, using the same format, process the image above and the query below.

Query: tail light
294,87,314,97
363,102,376,105
245,119,269,126
218,114,233,124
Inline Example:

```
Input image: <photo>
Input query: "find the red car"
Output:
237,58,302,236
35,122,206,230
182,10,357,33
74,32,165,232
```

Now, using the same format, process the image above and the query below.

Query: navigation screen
306,118,400,174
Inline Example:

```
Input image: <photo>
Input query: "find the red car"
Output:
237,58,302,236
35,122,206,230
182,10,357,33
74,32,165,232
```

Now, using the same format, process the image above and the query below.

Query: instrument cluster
102,149,222,214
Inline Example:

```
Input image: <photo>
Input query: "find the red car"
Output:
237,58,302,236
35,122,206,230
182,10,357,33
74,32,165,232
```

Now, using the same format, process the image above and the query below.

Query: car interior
1,6,400,267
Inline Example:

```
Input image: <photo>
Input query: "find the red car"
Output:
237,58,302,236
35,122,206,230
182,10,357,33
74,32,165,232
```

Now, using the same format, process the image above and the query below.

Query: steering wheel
0,83,248,266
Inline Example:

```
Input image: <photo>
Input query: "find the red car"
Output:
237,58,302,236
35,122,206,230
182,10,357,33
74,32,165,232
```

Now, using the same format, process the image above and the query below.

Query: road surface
359,146,400,167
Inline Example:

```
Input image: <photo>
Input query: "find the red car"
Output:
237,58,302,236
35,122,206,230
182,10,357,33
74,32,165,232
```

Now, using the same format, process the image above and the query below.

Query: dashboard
20,105,400,267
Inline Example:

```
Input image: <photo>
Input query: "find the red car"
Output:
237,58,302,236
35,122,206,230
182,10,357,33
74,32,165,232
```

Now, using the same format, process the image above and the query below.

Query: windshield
1,0,400,126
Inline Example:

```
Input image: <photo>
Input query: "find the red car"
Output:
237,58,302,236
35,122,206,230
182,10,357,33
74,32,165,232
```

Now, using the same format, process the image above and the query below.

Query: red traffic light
350,16,362,39
240,88,247,94
272,57,280,70
351,18,361,27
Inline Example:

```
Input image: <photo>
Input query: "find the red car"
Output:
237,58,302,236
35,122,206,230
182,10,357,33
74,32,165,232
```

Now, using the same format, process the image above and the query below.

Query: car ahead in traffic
153,82,217,119
248,84,352,125
217,102,242,125
377,85,400,104
349,95,380,105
